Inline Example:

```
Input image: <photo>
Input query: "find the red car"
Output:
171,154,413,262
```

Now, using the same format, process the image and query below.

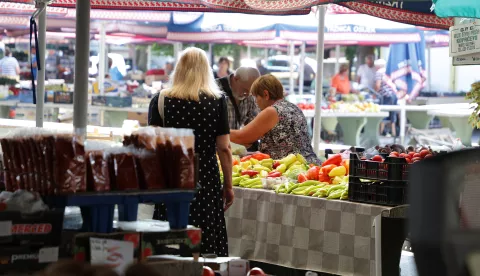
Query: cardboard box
0,245,59,272
148,255,248,276
0,210,64,246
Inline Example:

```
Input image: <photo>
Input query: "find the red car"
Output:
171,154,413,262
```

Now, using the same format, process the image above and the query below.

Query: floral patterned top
259,99,320,164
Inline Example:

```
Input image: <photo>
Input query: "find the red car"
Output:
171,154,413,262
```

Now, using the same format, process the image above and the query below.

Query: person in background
331,64,353,95
0,47,20,79
303,62,315,89
148,47,233,256
214,56,231,79
256,59,269,75
356,55,377,90
216,67,260,130
165,61,174,76
108,57,124,81
230,74,320,164
30,46,38,80
375,60,398,137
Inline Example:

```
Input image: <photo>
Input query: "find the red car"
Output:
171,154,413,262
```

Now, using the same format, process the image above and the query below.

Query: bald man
216,66,261,130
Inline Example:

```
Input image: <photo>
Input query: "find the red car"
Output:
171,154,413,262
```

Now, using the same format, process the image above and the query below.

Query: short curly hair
250,74,284,100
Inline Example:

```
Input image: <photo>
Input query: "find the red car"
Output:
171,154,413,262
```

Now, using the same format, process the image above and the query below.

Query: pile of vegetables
220,152,350,201
274,154,349,200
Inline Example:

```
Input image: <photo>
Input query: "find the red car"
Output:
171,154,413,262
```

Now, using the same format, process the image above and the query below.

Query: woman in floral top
230,74,320,164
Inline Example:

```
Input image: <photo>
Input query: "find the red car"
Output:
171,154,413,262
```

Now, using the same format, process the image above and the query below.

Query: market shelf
43,190,196,233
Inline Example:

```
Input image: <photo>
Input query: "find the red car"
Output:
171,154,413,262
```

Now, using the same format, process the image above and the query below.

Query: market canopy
433,0,480,18
3,0,453,29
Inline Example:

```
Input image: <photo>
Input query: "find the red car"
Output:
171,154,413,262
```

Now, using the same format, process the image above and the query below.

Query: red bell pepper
240,155,253,162
318,173,332,184
251,153,270,161
298,173,308,183
306,166,320,180
321,164,337,176
241,170,259,177
232,159,239,166
273,161,281,169
267,171,282,178
322,154,342,167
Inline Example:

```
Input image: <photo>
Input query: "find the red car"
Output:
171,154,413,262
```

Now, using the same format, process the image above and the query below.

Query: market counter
225,187,395,276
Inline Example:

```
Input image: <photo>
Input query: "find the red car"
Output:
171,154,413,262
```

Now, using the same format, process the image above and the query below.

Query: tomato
405,158,412,164
412,157,422,162
318,173,331,183
297,103,305,110
408,152,415,158
307,166,321,180
203,266,215,276
424,154,433,159
389,151,399,157
298,173,308,183
371,155,383,162
413,153,422,159
399,153,407,158
419,149,430,158
248,268,266,276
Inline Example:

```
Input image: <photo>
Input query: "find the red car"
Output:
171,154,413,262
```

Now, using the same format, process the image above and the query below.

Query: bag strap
157,91,166,126
29,17,41,105
218,75,241,129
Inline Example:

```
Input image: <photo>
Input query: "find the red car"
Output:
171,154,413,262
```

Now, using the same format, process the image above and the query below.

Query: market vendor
230,74,321,164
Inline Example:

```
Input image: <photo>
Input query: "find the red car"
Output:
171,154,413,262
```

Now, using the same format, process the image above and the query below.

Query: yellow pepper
328,166,346,177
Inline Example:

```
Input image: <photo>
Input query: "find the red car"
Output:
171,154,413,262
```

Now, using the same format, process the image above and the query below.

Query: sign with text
453,52,480,66
450,22,480,57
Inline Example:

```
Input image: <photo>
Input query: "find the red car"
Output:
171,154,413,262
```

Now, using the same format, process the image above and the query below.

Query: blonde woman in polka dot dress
148,47,234,256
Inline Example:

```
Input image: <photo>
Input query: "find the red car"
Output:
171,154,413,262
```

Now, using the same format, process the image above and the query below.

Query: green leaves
466,81,480,128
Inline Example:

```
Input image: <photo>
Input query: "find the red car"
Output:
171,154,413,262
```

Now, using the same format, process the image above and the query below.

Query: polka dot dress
153,93,230,257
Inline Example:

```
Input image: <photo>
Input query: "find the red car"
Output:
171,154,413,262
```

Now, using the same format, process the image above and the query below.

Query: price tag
90,238,134,274
0,221,12,237
39,247,59,263
450,22,480,57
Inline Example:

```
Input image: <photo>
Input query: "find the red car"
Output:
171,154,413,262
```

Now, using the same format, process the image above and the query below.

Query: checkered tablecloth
225,187,394,276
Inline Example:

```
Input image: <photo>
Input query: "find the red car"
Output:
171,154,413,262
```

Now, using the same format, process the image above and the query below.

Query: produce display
365,144,437,163
0,127,195,194
226,152,349,201
296,101,380,112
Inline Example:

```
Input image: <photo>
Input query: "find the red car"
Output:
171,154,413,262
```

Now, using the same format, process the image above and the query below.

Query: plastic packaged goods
26,138,41,193
110,147,140,191
176,128,195,189
163,128,175,189
0,139,15,191
135,149,164,190
154,127,167,188
85,141,118,192
53,134,86,194
10,140,25,190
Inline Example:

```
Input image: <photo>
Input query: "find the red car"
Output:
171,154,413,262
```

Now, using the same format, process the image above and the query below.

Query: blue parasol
385,31,427,100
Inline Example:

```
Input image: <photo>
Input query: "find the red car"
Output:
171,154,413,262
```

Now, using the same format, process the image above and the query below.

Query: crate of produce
105,96,132,108
0,210,64,246
43,190,196,233
53,91,73,104
348,153,409,206
18,89,48,103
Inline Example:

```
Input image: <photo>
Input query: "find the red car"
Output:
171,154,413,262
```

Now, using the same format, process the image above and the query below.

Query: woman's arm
216,134,234,210
230,107,278,145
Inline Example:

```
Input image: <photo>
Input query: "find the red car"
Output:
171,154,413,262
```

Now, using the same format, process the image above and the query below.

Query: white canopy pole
247,45,251,60
313,6,326,154
98,22,106,95
208,43,213,64
298,41,306,95
73,0,91,139
264,48,269,60
288,41,295,94
146,45,152,70
334,45,341,74
35,2,47,128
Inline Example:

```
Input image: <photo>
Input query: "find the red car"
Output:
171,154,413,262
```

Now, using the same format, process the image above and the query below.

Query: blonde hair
163,47,222,101
251,74,284,100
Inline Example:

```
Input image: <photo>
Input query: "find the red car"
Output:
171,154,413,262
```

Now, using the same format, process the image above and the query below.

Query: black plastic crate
348,152,409,206
349,153,409,181
348,177,407,206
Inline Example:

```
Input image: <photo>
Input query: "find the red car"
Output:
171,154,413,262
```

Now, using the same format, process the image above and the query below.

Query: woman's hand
223,186,234,211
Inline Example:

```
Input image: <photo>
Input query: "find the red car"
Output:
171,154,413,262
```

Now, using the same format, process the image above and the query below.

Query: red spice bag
53,134,86,194
135,149,165,190
176,129,195,189
0,139,16,191
110,147,140,191
85,140,116,192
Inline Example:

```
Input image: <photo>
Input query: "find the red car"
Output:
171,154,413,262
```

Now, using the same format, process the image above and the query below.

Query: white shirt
0,56,19,77
357,64,376,90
